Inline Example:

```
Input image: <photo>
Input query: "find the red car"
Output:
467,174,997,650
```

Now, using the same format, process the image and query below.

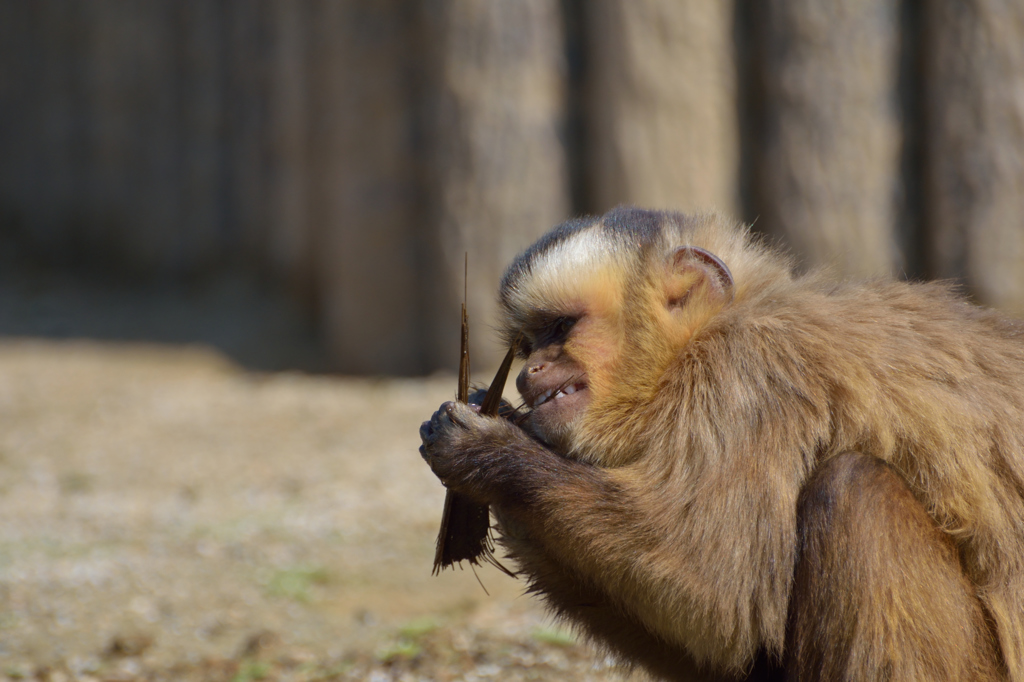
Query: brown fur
420,207,1024,681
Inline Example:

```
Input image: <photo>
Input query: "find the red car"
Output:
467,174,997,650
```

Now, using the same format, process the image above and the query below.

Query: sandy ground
0,339,636,681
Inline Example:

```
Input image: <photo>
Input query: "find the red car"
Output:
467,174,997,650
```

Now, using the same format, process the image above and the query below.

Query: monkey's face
500,211,739,463
515,316,593,452
497,226,630,454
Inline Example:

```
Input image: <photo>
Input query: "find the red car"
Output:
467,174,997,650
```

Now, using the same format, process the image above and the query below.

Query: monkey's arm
420,400,613,506
419,400,722,676
420,401,641,536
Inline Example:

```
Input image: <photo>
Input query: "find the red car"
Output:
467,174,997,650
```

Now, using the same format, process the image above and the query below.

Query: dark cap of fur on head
499,207,677,311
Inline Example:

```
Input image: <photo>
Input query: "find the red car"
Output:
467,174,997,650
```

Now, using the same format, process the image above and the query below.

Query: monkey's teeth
534,384,582,407
535,389,555,407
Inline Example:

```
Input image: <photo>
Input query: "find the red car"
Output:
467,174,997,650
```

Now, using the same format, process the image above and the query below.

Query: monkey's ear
664,246,735,311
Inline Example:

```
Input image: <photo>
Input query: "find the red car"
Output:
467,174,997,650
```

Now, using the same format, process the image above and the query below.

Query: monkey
419,207,1024,681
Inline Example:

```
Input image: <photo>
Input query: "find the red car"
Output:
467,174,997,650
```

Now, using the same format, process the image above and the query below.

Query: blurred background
2,2,1024,680
2,1,1024,374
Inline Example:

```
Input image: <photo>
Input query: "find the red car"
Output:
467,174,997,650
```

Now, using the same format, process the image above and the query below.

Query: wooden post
223,0,268,270
177,0,227,274
1,1,90,261
307,1,422,374
585,0,739,216
264,0,314,305
84,0,182,276
418,0,570,371
924,0,1024,317
752,0,902,277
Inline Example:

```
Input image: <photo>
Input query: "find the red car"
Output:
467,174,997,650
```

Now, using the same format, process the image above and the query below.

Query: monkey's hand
419,400,527,504
466,388,518,419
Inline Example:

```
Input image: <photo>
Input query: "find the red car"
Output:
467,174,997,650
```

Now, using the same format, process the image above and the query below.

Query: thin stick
479,341,518,417
432,260,518,577
458,255,470,403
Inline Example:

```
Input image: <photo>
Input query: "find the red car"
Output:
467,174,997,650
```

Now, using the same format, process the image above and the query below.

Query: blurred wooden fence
1,1,1022,373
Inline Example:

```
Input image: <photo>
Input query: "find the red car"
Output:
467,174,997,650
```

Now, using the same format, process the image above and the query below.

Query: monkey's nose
516,364,541,395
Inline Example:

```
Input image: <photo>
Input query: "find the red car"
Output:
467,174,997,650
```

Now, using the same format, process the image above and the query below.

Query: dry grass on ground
0,340,636,681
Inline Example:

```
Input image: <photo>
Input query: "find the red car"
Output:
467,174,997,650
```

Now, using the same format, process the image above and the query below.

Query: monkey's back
741,275,1024,674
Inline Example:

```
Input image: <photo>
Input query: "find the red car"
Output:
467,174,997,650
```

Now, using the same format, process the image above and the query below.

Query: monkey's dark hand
419,400,527,504
466,388,517,419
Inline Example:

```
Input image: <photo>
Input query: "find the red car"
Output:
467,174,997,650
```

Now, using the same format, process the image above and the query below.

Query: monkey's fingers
467,388,515,418
442,401,477,429
420,401,474,455
418,419,436,457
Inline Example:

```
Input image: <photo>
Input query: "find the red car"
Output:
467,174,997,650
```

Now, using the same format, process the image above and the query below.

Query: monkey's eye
516,337,533,358
534,316,577,348
554,316,576,337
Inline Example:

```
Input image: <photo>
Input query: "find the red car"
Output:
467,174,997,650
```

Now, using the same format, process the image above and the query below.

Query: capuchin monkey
419,207,1024,681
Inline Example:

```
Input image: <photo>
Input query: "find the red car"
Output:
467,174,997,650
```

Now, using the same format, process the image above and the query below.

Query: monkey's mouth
523,379,589,450
529,381,588,409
